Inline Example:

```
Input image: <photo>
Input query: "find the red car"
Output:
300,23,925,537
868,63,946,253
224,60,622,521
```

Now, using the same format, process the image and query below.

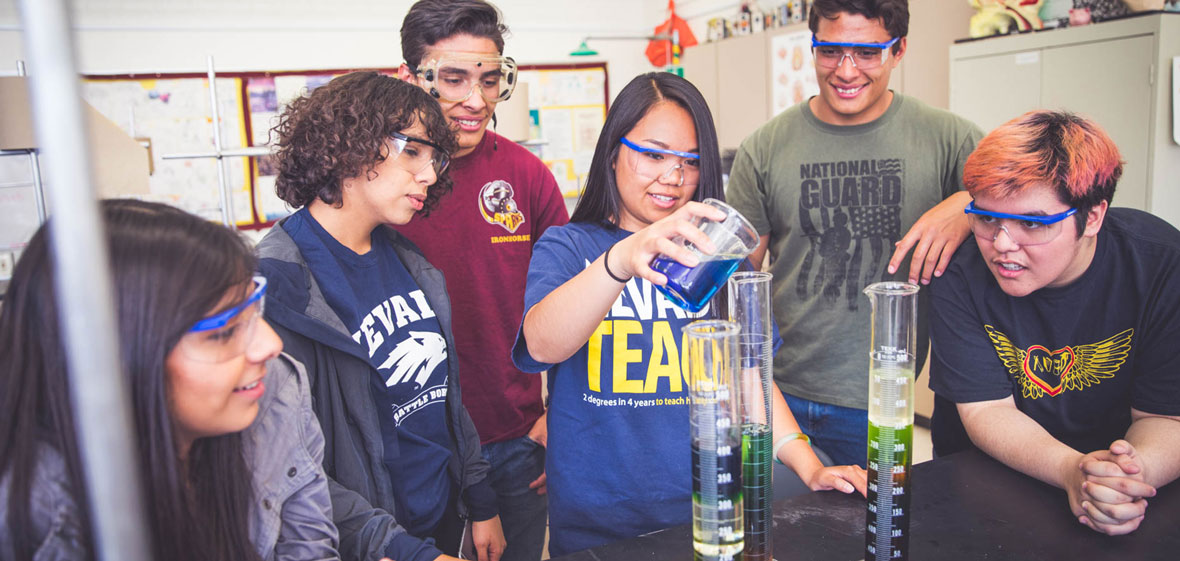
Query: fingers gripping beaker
685,320,744,561
728,272,773,561
652,199,761,313
863,282,919,561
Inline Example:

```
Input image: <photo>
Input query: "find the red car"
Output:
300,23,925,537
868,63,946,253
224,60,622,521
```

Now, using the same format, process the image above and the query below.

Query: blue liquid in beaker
652,255,743,313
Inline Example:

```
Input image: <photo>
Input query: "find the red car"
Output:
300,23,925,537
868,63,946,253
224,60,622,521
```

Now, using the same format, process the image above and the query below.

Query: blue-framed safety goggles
189,276,267,332
619,137,700,161
964,201,1078,246
619,137,701,187
964,201,1077,225
810,35,900,69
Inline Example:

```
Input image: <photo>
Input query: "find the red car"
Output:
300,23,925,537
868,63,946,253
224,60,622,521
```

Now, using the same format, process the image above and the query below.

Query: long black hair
0,199,262,561
570,72,724,227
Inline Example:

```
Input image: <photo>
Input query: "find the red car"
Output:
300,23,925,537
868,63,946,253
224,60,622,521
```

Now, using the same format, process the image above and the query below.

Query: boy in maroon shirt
396,2,569,560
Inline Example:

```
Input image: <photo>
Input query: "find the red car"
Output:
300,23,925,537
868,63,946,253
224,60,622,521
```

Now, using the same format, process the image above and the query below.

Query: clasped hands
1065,439,1157,536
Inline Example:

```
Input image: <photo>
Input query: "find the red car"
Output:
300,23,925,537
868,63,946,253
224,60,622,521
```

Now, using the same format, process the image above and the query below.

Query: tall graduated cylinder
863,282,919,561
727,272,774,561
685,320,744,561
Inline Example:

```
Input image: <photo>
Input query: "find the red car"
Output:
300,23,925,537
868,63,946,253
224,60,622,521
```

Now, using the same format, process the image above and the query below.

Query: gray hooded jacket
256,220,491,561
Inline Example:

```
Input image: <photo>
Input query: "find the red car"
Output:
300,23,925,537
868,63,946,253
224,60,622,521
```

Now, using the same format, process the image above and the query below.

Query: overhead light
570,40,598,57
569,34,671,57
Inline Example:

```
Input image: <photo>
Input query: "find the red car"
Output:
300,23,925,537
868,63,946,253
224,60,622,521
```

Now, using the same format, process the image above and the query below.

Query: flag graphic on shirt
796,158,904,311
985,325,1133,399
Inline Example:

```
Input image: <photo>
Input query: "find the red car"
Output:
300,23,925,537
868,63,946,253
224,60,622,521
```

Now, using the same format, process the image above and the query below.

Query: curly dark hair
272,71,458,215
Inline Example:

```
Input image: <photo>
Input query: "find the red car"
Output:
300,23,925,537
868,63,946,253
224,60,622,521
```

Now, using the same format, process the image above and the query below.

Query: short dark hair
964,110,1123,235
570,72,724,227
0,199,261,561
273,71,457,215
809,0,909,54
400,0,508,69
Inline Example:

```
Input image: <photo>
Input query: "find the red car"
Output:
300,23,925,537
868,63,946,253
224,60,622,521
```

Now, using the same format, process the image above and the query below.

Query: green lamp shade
570,40,598,56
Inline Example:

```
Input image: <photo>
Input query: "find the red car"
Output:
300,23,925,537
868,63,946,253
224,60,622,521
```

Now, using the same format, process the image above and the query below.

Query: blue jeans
783,393,868,468
480,435,548,561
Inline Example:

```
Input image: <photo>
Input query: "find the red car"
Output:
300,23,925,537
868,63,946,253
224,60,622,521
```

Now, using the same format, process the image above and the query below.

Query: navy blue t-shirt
285,209,452,536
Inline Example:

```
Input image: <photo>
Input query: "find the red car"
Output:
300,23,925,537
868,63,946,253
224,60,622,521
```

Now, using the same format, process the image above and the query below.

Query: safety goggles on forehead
964,201,1078,246
390,132,449,176
811,35,900,70
178,276,267,363
620,137,700,187
410,54,518,103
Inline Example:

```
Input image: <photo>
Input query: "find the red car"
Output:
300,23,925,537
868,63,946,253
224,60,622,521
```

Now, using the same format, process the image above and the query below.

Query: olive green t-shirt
726,93,983,410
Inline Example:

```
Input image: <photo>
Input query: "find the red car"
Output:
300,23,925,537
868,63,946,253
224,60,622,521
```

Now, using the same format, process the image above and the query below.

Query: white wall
0,0,677,101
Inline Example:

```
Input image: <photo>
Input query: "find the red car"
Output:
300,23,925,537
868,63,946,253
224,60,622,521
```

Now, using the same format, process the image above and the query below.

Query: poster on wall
770,29,819,116
517,67,607,199
82,78,252,224
246,73,342,222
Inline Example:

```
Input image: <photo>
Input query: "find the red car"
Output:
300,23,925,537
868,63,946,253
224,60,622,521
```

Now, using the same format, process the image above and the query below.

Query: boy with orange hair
929,110,1180,536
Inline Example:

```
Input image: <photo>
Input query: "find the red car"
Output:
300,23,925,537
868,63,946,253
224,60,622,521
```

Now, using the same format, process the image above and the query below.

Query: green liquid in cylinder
865,359,914,561
741,424,772,561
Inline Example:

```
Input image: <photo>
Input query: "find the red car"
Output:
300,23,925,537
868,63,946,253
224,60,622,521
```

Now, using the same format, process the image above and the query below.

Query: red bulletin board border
83,62,609,230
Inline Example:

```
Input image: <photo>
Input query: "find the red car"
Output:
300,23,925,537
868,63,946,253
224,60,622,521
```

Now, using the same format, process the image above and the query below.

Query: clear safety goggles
177,276,267,363
411,54,518,103
619,137,700,187
389,132,450,176
811,35,900,70
964,201,1078,246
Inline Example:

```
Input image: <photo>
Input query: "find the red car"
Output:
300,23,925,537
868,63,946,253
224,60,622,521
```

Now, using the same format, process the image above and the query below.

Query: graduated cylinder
685,319,744,561
863,282,919,561
727,272,774,561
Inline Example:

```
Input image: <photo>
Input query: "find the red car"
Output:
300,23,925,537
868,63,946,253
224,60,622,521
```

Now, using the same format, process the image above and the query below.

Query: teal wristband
772,432,811,465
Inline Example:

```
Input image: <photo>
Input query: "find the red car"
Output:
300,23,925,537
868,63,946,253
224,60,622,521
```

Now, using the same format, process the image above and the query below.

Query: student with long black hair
0,199,338,560
512,72,867,556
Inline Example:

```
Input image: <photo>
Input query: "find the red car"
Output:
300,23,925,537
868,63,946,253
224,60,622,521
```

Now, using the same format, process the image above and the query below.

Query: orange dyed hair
963,111,1123,231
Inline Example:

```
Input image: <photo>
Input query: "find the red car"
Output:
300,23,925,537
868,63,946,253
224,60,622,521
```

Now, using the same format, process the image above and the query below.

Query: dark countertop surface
553,449,1179,561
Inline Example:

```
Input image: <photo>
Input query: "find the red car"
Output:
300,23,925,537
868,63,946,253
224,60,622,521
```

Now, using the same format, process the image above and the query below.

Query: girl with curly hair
258,71,502,561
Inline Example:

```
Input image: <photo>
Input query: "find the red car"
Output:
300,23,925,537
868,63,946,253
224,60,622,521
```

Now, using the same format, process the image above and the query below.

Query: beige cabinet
950,13,1180,227
683,22,809,152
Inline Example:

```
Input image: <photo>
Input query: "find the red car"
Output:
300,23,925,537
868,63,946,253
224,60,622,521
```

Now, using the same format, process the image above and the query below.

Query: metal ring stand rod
17,60,48,224
16,1,153,559
159,56,274,227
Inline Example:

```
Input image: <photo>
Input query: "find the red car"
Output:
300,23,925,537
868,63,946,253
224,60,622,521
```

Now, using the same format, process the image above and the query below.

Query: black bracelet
602,243,630,283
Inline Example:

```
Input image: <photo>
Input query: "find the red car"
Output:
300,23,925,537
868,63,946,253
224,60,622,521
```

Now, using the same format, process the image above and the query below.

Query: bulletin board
77,62,609,229
516,63,609,199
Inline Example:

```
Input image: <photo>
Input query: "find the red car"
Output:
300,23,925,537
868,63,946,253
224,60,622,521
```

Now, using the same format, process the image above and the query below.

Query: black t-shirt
929,208,1180,456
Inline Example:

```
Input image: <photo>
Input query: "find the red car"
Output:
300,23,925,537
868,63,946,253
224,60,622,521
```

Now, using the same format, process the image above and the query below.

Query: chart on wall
771,29,819,116
82,77,253,224
517,65,608,200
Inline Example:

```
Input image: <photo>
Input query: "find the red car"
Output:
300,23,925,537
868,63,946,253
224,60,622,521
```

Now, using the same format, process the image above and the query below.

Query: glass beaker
685,319,744,561
728,272,773,561
863,282,919,561
652,198,760,313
